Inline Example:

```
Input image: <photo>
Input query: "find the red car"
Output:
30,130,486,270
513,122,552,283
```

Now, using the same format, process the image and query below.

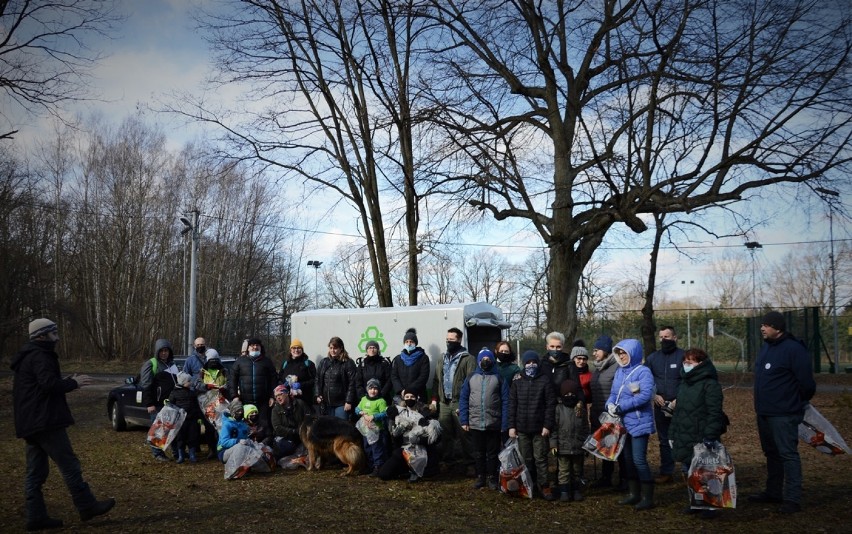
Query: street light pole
681,280,694,347
745,242,763,315
180,210,199,356
816,187,840,373
307,260,323,308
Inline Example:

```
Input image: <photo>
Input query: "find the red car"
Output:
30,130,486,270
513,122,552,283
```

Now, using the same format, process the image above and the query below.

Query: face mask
249,350,261,359
546,350,562,360
446,341,461,353
480,359,494,372
524,363,538,377
234,411,244,421
683,363,696,373
496,352,513,363
404,344,416,353
660,339,677,354
247,415,258,425
404,398,417,408
208,360,223,370
196,346,206,354
561,394,578,407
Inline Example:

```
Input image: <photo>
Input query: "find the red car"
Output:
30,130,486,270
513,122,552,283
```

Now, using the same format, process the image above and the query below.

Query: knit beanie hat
366,378,381,390
521,350,540,364
477,348,495,365
403,328,418,345
761,311,786,332
205,348,220,361
560,379,579,397
593,335,613,354
365,340,380,351
570,346,589,359
274,384,290,397
176,372,192,387
29,318,58,340
229,399,243,414
247,337,263,347
243,404,258,419
290,338,304,349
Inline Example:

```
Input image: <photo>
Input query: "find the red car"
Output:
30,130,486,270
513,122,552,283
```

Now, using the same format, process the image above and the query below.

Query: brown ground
1,372,850,533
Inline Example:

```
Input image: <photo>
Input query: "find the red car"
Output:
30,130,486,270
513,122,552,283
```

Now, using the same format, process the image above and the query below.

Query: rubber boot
175,449,185,464
635,481,655,511
619,480,641,505
559,484,571,502
188,448,198,463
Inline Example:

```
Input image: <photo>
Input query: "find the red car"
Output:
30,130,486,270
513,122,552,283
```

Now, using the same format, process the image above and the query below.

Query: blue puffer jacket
218,413,250,452
606,339,655,437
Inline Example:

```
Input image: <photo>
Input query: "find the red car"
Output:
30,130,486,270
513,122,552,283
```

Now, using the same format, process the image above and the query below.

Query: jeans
517,432,549,489
25,428,97,522
757,413,804,504
622,433,652,482
654,406,674,475
363,432,388,470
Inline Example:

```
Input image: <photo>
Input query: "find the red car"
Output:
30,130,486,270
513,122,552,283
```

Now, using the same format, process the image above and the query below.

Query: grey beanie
29,318,58,339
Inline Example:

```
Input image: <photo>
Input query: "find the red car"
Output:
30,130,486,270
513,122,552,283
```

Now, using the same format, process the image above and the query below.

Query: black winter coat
541,352,578,395
317,356,357,407
590,354,618,430
11,340,78,439
167,385,202,419
390,348,431,400
355,354,393,401
279,355,317,399
271,398,310,442
508,372,556,434
229,355,278,405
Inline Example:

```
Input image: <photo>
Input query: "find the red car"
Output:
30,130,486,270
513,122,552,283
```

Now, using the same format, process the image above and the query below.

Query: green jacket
669,359,725,464
431,349,474,404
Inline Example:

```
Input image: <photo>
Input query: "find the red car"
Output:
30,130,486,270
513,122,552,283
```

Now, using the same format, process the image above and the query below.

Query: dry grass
1,373,850,533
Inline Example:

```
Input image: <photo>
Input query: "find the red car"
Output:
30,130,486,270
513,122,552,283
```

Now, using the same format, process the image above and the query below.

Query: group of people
10,308,816,529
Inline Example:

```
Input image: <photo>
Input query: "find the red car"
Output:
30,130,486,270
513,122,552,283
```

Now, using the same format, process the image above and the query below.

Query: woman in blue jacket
605,339,656,510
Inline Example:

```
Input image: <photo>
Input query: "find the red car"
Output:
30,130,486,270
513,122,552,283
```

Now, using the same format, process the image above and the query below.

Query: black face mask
546,350,562,360
404,398,417,408
207,360,223,370
561,394,578,407
660,339,678,354
196,346,206,354
480,359,494,372
496,352,514,363
446,341,461,353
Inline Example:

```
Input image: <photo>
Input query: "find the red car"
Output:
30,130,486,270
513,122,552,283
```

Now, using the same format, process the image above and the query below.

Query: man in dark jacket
229,337,278,428
748,311,816,514
508,350,557,500
644,325,684,483
11,318,115,530
541,331,579,396
430,327,475,472
140,338,179,461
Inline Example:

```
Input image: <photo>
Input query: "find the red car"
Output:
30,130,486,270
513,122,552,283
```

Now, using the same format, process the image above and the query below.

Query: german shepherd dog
300,414,366,475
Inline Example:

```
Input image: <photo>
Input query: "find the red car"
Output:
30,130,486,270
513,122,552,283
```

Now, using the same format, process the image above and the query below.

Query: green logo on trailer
358,326,387,353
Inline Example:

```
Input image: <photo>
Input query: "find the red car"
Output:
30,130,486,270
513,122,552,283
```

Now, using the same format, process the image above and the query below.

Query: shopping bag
498,438,533,498
198,390,230,430
223,441,266,480
402,444,428,477
146,404,186,451
798,404,851,455
582,412,626,461
278,444,309,470
687,441,736,510
356,416,381,445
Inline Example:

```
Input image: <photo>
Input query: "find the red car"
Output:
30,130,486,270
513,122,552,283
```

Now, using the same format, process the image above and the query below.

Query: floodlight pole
816,187,840,373
681,280,694,347
308,260,323,308
180,211,199,356
744,242,762,315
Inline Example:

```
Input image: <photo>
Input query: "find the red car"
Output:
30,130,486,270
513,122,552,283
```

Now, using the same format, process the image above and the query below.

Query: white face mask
683,362,696,373
249,350,261,358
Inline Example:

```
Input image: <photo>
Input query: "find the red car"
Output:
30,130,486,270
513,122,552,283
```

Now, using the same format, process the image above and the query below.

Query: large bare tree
422,0,851,338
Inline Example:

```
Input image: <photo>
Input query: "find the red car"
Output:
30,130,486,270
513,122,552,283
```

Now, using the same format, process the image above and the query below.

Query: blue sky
11,0,849,308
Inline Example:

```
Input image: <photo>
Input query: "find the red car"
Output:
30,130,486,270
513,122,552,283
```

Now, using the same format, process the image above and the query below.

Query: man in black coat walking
11,318,115,531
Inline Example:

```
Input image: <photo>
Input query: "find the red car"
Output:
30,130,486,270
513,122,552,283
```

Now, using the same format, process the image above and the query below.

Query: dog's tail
336,439,366,476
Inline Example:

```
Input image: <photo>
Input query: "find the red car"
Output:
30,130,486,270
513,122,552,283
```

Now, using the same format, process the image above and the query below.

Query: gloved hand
239,439,250,446
606,403,619,417
206,383,218,390
386,406,399,418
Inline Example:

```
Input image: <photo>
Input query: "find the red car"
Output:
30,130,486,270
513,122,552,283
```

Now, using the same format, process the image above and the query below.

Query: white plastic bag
198,390,229,431
582,412,626,461
402,444,428,477
356,416,381,445
798,404,851,455
687,441,736,510
146,404,186,451
498,438,533,498
223,441,265,480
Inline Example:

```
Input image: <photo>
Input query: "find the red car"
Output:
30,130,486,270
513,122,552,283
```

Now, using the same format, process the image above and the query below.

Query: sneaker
654,474,673,484
80,498,116,522
153,451,169,462
748,492,783,504
778,501,801,514
541,485,555,501
26,517,63,531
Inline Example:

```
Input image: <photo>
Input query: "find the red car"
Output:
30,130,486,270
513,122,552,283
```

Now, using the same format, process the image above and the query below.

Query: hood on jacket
613,339,643,369
154,338,174,361
10,341,54,371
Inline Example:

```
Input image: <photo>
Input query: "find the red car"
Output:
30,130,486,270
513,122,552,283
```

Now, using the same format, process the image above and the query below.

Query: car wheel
110,402,127,431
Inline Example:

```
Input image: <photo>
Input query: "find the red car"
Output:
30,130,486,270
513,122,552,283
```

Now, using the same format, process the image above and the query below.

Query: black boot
80,498,116,522
635,481,655,511
559,484,571,502
619,480,641,505
26,517,63,531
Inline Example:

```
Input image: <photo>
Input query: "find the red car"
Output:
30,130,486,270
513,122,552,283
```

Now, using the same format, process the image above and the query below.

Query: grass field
1,372,850,533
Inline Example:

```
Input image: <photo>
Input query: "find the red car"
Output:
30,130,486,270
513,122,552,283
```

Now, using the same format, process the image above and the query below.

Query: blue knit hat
521,350,540,364
593,335,613,354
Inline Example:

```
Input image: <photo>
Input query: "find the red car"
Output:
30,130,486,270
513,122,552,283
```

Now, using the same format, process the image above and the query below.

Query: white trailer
290,302,511,384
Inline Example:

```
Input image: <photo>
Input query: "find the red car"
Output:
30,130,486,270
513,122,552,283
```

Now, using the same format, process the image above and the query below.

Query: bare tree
421,0,852,338
706,250,754,313
324,242,376,308
0,0,120,140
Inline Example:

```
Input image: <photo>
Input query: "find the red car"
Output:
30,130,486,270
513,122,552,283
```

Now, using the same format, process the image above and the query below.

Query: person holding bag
605,339,656,510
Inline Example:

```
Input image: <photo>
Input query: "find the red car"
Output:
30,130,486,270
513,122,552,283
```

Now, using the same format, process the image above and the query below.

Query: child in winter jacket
355,378,389,475
167,372,202,463
460,348,509,490
551,379,590,502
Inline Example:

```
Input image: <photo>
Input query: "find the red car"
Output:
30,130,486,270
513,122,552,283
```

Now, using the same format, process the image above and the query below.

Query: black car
107,356,236,431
